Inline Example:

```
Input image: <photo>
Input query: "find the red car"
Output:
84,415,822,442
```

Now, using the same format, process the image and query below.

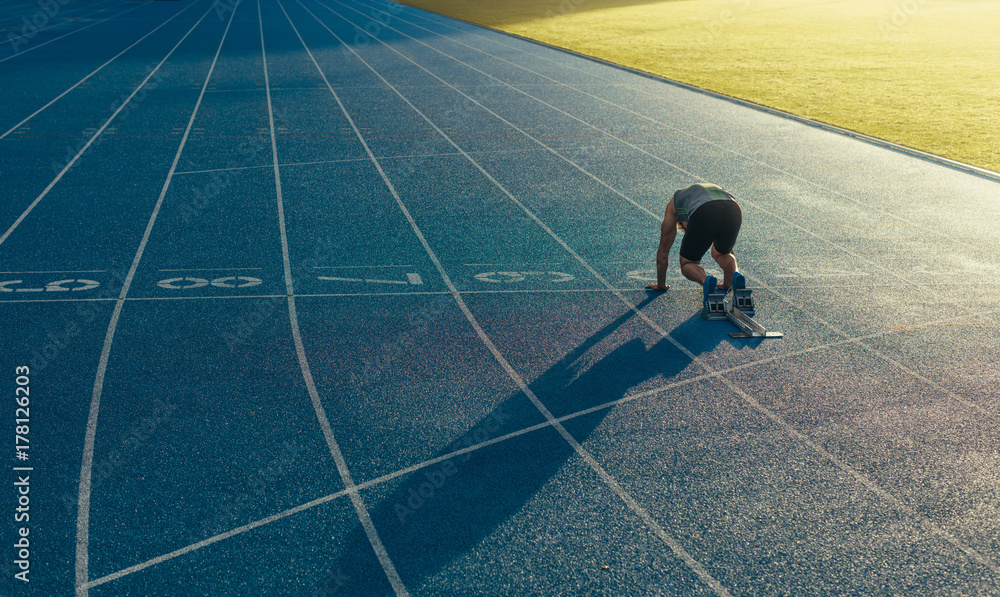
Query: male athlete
645,183,746,308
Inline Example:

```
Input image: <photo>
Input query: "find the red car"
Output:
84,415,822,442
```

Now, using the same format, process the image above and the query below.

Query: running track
1,0,999,594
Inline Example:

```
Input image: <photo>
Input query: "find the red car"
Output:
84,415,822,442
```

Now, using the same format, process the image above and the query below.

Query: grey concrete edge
391,1,1000,185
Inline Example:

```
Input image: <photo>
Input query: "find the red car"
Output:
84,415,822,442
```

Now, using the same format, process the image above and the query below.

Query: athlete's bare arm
646,198,679,291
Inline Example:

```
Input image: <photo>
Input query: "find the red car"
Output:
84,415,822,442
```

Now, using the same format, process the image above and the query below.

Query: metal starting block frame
702,288,783,339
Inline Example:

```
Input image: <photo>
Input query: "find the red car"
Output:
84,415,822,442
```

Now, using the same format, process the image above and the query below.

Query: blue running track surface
1,0,999,594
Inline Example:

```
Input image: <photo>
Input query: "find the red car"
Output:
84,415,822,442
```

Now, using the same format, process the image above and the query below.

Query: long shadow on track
318,297,725,595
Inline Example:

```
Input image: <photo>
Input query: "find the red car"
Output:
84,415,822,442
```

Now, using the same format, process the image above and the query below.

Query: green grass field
398,0,999,175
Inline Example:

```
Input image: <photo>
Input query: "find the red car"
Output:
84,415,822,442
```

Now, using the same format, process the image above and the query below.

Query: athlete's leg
678,256,706,283
711,245,738,290
710,201,742,290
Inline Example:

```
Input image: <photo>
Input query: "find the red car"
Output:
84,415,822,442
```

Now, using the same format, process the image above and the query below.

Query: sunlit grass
399,0,999,174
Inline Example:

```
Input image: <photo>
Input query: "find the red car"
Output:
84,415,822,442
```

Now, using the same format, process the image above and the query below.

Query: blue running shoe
732,271,746,291
703,275,718,305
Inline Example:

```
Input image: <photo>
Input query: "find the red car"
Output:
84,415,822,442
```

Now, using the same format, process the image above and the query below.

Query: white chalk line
262,0,409,594
0,0,141,65
0,0,214,249
0,0,200,140
295,0,734,593
348,0,994,253
339,0,997,419
82,320,930,587
308,0,1000,577
74,1,238,594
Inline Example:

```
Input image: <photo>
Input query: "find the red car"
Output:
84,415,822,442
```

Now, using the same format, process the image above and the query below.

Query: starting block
702,287,782,339
702,291,728,320
732,287,754,317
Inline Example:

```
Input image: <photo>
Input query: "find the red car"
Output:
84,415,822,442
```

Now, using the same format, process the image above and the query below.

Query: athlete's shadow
669,308,758,353
316,298,724,595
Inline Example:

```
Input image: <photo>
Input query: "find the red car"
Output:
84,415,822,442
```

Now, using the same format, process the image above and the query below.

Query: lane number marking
157,276,263,290
0,279,100,293
474,271,574,283
318,273,424,286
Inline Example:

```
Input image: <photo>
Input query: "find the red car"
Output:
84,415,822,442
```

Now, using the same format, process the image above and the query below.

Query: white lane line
0,269,106,274
172,154,436,175
81,313,977,585
0,298,118,304
318,276,408,284
74,2,238,595
0,280,987,305
0,0,142,64
313,264,414,268
326,0,902,279
334,0,996,418
0,0,215,249
157,267,263,271
81,488,354,590
173,164,272,175
171,147,570,175
351,0,1000,237
463,262,563,266
0,0,118,34
0,0,201,140
174,159,364,175
7,283,1000,302
262,2,409,595
293,1,731,594
307,0,1000,578
752,274,996,419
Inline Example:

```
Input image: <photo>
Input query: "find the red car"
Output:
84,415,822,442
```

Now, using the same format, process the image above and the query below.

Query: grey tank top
673,183,735,223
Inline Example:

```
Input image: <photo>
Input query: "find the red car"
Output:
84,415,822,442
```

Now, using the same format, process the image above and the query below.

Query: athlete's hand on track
645,283,670,291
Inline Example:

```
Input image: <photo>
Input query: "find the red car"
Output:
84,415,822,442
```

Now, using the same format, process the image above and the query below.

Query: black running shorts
678,200,742,262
